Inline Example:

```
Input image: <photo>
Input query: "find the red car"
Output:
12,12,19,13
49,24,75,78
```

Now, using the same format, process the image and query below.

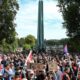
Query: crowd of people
0,51,79,80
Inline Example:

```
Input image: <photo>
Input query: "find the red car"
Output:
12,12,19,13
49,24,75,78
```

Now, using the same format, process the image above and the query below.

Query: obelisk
37,0,45,52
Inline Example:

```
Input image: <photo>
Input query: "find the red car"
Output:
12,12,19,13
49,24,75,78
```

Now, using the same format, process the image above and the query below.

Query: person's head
29,70,34,78
4,61,10,70
10,62,14,68
64,67,70,73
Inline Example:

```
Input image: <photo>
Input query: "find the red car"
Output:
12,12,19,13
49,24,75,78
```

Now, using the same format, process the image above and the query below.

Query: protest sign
48,61,57,72
33,63,45,71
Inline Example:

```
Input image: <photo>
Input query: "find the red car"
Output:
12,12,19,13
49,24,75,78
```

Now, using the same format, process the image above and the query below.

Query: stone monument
37,0,45,52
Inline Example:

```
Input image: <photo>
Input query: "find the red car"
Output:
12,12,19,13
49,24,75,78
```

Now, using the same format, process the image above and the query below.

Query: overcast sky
15,0,67,40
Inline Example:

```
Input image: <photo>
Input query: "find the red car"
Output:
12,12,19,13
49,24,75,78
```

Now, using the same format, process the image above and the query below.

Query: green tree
10,38,19,52
23,44,31,50
18,38,25,47
46,38,68,46
25,35,36,49
58,0,80,52
0,0,19,43
58,0,80,38
0,38,19,53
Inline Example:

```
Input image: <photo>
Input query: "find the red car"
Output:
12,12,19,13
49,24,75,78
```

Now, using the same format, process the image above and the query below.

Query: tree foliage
46,38,68,46
0,0,19,43
67,38,80,52
58,0,80,38
23,44,31,50
25,34,36,48
18,38,25,47
0,38,19,53
58,0,80,52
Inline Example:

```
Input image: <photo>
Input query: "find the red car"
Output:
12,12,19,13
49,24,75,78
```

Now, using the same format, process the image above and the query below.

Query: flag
63,44,69,56
25,50,33,64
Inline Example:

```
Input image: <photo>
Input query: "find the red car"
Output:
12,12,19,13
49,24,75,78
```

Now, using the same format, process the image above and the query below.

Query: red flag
25,50,33,64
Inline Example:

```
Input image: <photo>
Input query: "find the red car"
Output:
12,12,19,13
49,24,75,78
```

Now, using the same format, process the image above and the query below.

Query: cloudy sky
15,0,67,40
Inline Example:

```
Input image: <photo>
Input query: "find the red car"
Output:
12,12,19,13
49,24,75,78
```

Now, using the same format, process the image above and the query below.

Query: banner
48,61,57,72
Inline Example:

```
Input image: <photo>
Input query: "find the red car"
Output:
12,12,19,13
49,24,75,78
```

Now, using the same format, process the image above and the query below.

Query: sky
15,0,67,40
